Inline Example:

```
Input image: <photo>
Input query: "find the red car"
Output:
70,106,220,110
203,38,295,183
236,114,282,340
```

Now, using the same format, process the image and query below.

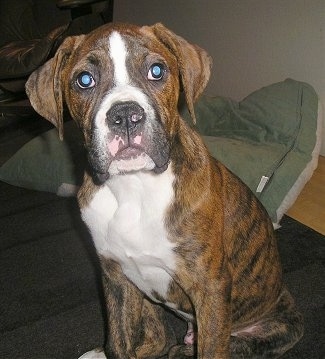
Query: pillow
0,79,321,226
183,79,321,225
0,120,85,196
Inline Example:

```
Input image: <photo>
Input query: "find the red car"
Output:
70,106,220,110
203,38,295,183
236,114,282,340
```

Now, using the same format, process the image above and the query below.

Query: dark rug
0,114,324,358
0,180,324,359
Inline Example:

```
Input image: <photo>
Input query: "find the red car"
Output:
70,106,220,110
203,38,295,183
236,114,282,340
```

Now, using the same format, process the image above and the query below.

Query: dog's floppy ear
26,35,85,140
150,23,212,124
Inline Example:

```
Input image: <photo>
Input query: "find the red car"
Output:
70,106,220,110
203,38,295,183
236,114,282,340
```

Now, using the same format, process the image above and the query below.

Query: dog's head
26,23,211,182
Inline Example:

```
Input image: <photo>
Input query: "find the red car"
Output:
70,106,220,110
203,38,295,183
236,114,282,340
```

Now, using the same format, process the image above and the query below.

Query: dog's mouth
89,145,170,183
87,100,171,183
93,171,110,184
114,146,145,160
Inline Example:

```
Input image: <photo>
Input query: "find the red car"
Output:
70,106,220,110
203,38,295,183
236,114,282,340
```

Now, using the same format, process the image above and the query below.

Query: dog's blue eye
76,72,95,89
147,63,165,81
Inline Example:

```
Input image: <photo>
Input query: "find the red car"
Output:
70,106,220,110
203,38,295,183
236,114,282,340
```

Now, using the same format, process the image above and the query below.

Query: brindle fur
26,22,303,358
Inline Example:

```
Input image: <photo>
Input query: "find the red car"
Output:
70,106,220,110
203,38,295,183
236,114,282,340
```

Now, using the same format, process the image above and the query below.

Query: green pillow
0,121,85,196
183,79,321,224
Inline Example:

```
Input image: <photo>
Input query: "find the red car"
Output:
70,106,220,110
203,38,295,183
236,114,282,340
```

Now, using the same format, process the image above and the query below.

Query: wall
114,0,325,154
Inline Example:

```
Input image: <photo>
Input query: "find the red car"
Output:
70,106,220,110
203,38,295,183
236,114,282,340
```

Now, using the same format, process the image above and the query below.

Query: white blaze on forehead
93,29,156,145
109,31,129,86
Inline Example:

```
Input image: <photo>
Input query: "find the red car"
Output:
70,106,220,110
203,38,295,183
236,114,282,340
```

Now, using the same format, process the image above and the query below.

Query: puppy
26,22,303,358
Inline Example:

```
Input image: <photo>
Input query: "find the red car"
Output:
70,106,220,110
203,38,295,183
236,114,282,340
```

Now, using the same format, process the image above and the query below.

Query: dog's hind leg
230,287,304,358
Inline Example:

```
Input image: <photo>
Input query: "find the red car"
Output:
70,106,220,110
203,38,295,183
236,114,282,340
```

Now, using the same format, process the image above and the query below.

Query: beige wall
114,0,325,154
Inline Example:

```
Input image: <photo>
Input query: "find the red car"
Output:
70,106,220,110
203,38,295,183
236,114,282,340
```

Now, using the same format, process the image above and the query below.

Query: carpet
0,178,324,359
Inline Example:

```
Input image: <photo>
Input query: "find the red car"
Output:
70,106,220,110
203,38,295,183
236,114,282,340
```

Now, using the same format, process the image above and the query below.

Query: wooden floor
287,155,325,235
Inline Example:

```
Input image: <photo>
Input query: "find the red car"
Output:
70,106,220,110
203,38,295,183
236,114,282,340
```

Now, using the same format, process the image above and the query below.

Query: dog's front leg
192,271,232,359
100,258,146,358
100,257,175,359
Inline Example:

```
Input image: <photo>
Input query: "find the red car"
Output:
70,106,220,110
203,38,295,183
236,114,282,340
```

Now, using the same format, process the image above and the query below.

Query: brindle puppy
26,22,304,359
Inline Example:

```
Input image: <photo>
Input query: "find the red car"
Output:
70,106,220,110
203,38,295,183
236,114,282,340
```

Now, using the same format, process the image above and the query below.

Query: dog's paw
168,344,195,358
184,322,196,345
78,348,106,359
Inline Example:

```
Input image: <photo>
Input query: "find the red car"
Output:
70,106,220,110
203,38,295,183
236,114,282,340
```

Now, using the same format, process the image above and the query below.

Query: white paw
184,330,195,345
78,348,107,359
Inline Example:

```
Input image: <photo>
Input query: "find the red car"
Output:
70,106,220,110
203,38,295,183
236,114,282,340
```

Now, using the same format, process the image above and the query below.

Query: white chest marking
81,166,176,301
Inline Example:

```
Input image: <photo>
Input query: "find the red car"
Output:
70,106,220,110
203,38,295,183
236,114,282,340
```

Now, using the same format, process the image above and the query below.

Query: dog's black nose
106,101,145,128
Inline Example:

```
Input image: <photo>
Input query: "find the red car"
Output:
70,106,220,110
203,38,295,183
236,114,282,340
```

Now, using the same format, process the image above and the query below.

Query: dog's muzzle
88,100,171,182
